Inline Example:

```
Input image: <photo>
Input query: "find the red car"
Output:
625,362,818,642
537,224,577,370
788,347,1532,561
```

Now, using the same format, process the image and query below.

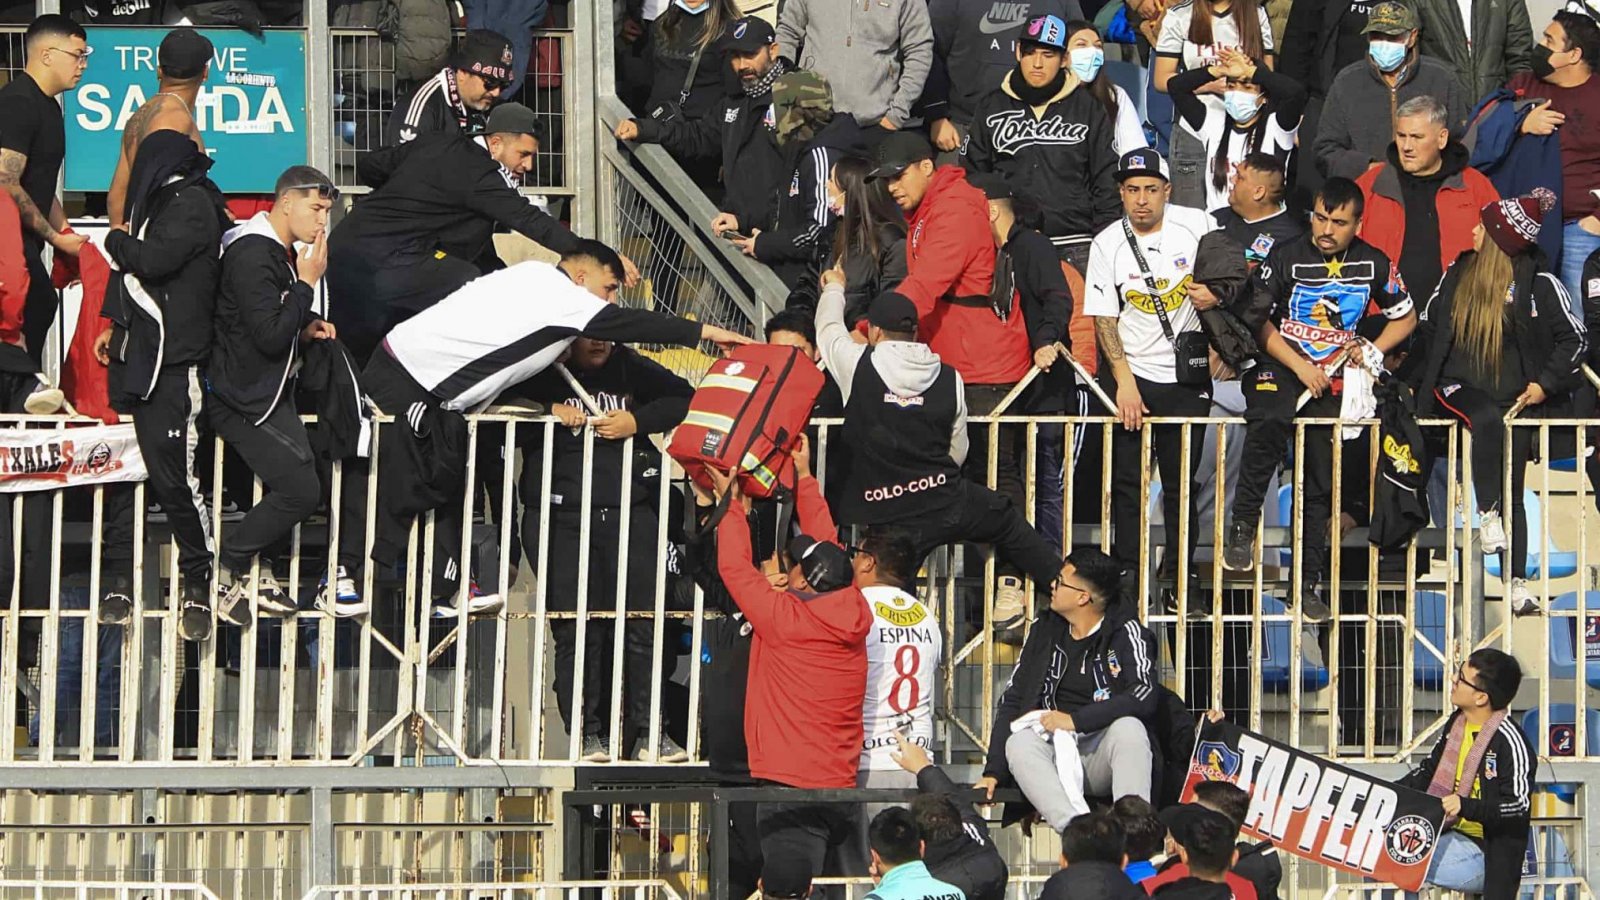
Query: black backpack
1151,684,1198,808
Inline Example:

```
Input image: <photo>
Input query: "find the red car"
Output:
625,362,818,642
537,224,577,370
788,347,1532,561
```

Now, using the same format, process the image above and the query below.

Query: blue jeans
28,587,122,750
1402,830,1486,899
1559,220,1600,316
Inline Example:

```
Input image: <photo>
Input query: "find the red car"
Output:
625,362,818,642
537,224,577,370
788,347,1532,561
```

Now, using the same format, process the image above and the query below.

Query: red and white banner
0,423,146,492
1180,718,1445,891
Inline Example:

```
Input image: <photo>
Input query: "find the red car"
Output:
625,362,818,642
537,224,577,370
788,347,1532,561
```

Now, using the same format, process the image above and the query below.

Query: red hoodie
715,475,871,789
897,165,1032,386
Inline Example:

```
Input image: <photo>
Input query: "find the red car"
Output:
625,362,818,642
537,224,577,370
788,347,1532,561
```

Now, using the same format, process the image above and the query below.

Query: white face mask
827,186,844,216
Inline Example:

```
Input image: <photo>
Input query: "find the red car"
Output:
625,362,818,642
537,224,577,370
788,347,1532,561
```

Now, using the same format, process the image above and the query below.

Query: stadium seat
1412,591,1448,691
1277,485,1293,569
1477,490,1578,580
1546,592,1600,689
1259,595,1330,693
1521,704,1600,804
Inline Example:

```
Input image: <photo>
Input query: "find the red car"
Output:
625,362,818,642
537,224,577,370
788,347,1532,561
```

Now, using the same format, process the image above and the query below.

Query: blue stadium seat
1259,595,1329,693
1277,485,1293,569
1520,704,1600,757
1412,591,1448,691
1546,592,1600,689
1520,704,1600,804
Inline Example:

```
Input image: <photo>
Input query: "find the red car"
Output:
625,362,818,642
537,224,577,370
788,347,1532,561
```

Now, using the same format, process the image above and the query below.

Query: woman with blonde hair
1408,193,1586,617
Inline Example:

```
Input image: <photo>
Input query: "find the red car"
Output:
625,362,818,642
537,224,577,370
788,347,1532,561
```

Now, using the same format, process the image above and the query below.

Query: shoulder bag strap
679,40,708,106
1122,216,1181,348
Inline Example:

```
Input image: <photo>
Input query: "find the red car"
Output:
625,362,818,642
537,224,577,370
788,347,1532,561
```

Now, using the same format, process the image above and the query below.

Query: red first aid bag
668,344,823,501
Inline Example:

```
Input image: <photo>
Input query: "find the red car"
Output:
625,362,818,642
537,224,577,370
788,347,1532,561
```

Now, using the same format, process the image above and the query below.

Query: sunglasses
285,183,341,201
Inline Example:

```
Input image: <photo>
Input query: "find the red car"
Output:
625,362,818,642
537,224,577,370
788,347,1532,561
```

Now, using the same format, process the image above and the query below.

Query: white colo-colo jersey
860,584,942,771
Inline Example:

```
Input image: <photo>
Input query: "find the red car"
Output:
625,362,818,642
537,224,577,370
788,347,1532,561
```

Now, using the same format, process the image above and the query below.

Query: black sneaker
1289,585,1333,624
1222,520,1256,572
179,581,213,642
97,576,134,626
1161,571,1207,619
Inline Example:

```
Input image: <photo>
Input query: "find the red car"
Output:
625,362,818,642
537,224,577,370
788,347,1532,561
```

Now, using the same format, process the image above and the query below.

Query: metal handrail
597,94,791,320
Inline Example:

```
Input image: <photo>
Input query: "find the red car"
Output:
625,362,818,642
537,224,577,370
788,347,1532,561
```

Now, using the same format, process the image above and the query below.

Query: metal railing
331,29,577,198
0,407,1595,769
0,884,223,900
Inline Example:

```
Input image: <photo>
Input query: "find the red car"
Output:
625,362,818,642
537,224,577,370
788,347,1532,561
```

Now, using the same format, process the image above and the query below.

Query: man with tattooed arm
0,14,89,366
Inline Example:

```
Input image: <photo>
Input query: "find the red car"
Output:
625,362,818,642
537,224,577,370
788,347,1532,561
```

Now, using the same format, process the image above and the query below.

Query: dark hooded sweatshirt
962,68,1121,240
101,131,232,404
916,765,1010,900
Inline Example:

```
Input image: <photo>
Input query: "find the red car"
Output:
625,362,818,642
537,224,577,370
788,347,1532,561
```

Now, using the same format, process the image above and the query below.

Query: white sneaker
23,385,63,415
1510,578,1542,617
253,571,298,617
1479,508,1508,554
431,583,505,619
993,576,1028,645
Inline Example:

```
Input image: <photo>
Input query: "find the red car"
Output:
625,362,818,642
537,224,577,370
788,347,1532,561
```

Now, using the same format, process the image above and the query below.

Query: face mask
1223,90,1260,122
1069,46,1104,82
1368,39,1408,72
1532,43,1566,80
827,188,844,216
674,0,710,12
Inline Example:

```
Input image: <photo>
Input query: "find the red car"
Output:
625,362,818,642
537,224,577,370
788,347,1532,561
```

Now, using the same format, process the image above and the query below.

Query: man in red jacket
1356,95,1500,303
711,462,875,886
869,130,1040,637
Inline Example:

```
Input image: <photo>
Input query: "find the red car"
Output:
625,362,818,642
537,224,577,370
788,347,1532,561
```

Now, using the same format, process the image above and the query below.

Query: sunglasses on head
286,183,341,201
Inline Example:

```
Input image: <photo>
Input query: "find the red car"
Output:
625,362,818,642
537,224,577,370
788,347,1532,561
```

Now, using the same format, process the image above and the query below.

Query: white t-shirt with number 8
860,585,942,771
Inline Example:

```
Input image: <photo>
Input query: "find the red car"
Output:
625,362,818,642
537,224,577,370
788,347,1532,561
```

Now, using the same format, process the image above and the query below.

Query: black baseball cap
1115,147,1171,183
760,852,815,898
969,171,1013,201
867,291,919,333
787,535,853,592
722,17,777,53
158,27,213,79
867,131,935,181
451,28,515,84
1159,803,1236,849
483,102,544,140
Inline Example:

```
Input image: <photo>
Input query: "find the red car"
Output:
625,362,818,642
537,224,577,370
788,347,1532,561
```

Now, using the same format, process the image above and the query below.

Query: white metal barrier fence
0,407,1595,768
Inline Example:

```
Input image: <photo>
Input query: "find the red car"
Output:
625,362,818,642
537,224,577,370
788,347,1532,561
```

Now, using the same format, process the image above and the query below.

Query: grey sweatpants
1005,716,1153,832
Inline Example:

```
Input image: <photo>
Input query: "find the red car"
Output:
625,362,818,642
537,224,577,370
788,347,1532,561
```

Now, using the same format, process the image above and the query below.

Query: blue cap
1021,14,1069,50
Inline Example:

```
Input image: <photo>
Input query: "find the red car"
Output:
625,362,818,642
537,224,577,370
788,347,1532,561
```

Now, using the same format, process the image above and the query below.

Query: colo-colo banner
65,27,308,193
1180,718,1445,891
0,424,146,493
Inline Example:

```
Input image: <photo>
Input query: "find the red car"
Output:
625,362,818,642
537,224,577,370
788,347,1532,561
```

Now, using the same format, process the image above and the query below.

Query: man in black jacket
724,70,867,289
975,548,1159,829
94,131,233,630
383,29,513,146
961,14,1120,271
615,18,790,252
976,173,1079,566
515,336,693,763
328,102,635,363
207,166,341,641
1039,811,1146,900
1396,648,1534,900
890,732,1008,900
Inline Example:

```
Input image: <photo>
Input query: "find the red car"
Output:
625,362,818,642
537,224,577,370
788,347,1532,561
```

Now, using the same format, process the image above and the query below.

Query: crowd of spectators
0,1,1588,896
